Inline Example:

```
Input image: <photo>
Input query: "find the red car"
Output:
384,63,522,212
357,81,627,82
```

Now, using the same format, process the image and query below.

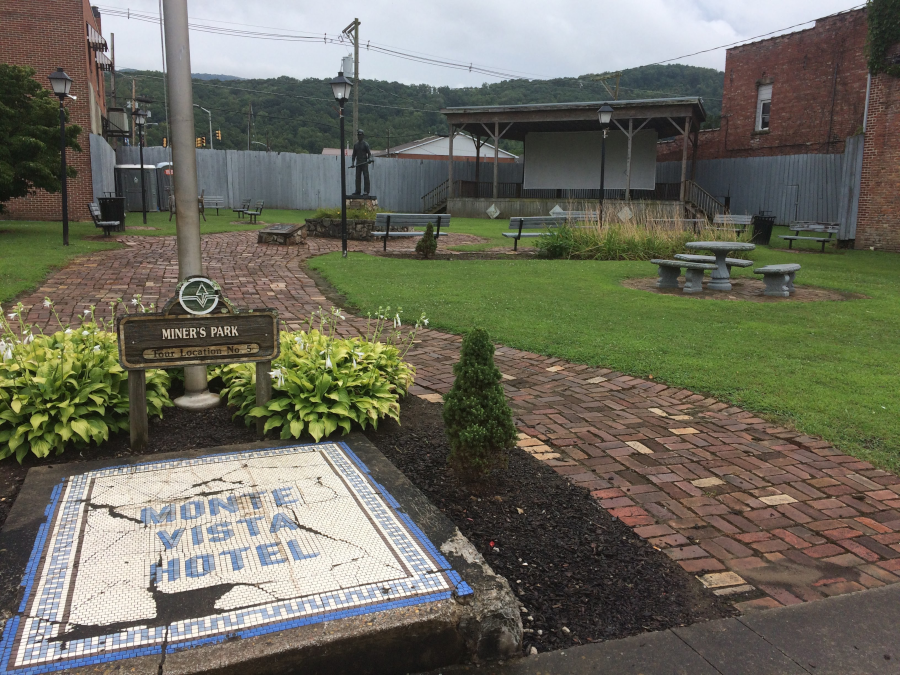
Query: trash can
97,196,126,231
751,214,776,245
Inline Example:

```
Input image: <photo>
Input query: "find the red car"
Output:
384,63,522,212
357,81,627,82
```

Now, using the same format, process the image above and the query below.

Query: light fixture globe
598,104,614,127
48,68,73,98
132,107,148,127
330,71,353,104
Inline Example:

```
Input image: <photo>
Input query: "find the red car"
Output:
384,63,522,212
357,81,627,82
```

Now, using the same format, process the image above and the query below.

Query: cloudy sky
97,0,862,86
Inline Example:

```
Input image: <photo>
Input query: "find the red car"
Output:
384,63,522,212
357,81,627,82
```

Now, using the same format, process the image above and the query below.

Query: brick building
659,8,870,162
0,0,111,222
856,45,900,251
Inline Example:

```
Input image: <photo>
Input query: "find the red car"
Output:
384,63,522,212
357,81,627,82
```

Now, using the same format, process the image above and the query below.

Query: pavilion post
625,118,633,201
493,121,500,199
448,123,454,199
680,116,691,202
690,125,699,180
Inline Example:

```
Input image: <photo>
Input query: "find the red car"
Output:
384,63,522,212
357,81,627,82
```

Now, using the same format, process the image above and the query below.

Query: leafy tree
415,223,437,258
443,328,517,477
0,65,81,212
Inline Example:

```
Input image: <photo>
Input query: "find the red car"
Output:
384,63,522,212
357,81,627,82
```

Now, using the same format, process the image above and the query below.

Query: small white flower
82,330,90,336
92,345,101,353
7,313,15,320
352,358,357,367
325,356,332,369
423,318,429,326
43,300,52,308
1,346,12,362
394,314,401,328
268,369,285,386
64,328,73,335
23,333,34,344
83,309,91,315
131,298,139,306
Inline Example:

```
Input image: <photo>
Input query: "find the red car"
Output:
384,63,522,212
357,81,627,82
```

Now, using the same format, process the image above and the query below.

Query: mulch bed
623,276,866,302
0,395,735,656
365,395,736,654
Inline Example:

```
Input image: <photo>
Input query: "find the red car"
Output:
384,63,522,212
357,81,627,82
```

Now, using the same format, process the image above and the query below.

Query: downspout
863,72,871,132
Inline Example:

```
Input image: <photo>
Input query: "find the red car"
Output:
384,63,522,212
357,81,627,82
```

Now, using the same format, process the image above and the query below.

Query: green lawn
0,221,121,305
446,216,544,251
120,208,317,236
309,246,900,471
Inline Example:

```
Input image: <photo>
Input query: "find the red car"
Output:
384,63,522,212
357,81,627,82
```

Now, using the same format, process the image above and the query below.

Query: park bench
88,202,122,236
674,253,754,274
780,222,839,252
372,213,451,251
712,214,752,235
754,263,801,297
503,216,566,250
650,259,717,294
233,198,251,219
244,200,265,224
202,195,225,216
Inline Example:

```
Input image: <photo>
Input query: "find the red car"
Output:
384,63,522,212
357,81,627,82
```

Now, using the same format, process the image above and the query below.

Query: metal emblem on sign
486,204,500,219
178,277,220,315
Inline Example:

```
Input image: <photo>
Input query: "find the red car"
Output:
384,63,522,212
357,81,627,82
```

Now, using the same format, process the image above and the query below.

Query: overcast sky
98,0,862,87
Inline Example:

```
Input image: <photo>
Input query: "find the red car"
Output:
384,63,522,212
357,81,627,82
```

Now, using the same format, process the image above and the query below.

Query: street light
132,107,148,224
48,68,73,246
598,104,614,223
194,104,213,149
330,71,353,258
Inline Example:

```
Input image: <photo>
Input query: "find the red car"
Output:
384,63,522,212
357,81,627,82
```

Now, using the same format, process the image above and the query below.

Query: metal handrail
685,179,726,219
422,179,450,212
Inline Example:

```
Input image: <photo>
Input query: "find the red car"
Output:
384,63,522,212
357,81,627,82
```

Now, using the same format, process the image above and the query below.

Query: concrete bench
754,263,801,297
651,259,717,294
503,216,566,250
373,213,450,251
674,254,754,273
712,214,752,235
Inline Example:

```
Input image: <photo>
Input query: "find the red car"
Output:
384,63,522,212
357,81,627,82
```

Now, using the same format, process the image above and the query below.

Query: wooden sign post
118,277,279,450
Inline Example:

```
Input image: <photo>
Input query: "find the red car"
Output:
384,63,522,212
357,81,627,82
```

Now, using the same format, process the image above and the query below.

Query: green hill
107,64,723,155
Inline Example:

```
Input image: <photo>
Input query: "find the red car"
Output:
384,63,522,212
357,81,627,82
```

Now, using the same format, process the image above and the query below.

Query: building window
756,84,772,131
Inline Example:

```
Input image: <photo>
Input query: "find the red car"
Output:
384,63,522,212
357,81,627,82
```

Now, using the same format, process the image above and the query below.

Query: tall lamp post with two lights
598,104,614,223
48,68,74,246
132,107,148,224
330,71,353,258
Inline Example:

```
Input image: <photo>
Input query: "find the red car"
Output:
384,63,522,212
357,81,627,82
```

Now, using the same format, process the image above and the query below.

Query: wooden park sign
117,276,280,449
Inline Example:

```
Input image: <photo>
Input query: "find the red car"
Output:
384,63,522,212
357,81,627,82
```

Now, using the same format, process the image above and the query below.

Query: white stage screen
523,130,658,190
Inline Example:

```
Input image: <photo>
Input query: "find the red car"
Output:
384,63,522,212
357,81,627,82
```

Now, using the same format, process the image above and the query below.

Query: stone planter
305,218,408,241
257,222,307,245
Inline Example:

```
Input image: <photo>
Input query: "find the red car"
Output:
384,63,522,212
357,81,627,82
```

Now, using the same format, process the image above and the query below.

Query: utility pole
387,128,391,156
162,0,218,410
247,103,252,150
343,19,360,134
110,33,116,105
131,79,136,144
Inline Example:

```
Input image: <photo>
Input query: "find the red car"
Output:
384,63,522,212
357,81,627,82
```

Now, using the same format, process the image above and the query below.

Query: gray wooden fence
114,146,523,212
89,134,116,201
658,136,864,230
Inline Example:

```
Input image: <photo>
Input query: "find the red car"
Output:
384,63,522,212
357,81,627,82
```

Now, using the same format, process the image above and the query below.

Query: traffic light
215,129,222,141
195,137,202,147
201,136,207,147
162,137,167,148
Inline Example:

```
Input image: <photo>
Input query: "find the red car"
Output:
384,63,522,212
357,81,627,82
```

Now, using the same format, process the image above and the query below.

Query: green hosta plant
219,307,423,442
0,301,171,461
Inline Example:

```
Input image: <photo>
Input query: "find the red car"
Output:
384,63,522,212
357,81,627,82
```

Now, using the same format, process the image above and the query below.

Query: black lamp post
598,104,614,223
132,107,148,224
330,71,353,258
48,68,73,246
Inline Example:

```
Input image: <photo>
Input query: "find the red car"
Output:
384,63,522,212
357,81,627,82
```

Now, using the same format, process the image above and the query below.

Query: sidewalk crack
670,629,726,674
737,616,814,674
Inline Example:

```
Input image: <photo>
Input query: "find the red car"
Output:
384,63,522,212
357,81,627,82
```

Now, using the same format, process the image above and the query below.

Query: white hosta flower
1,344,12,362
83,309,91,315
268,369,285,387
64,328,73,335
82,330,90,336
92,345,101,353
423,318,429,326
131,298,139,306
7,313,15,320
43,299,52,308
325,356,332,369
23,333,34,344
352,358,357,368
394,314,401,328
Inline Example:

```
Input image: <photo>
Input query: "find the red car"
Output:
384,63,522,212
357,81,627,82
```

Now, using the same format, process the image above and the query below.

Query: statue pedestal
346,196,378,210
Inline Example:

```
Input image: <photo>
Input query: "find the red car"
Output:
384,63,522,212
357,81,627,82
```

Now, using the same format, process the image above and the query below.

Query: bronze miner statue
351,129,372,196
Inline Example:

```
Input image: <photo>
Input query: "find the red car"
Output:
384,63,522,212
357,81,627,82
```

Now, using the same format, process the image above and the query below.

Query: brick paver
11,231,900,610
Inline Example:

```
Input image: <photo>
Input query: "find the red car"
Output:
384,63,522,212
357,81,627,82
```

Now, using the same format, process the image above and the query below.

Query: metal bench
372,213,451,251
674,254,754,274
88,202,122,236
233,198,251,219
244,200,265,224
202,195,225,216
754,263,801,297
780,222,839,252
650,259,717,294
712,214,752,235
502,216,566,250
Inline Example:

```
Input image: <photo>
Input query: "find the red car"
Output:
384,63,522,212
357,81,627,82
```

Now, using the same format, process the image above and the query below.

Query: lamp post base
173,390,221,411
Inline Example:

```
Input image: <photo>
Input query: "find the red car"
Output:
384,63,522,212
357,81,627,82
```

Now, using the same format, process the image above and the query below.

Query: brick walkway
13,231,900,612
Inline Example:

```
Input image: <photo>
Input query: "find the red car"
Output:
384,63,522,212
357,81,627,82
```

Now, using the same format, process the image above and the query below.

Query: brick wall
0,0,107,222
659,8,869,161
855,47,900,251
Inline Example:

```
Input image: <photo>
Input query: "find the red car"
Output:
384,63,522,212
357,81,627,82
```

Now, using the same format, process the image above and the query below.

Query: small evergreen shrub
442,328,516,477
415,223,437,258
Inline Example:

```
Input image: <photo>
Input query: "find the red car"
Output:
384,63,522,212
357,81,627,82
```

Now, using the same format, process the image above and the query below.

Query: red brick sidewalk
12,231,900,611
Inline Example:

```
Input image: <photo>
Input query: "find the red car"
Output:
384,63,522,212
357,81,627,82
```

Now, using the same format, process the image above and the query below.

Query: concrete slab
426,630,719,674
738,583,900,674
0,434,521,674
673,619,807,675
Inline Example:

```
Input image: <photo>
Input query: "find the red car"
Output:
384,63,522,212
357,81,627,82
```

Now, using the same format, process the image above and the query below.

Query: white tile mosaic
1,442,471,674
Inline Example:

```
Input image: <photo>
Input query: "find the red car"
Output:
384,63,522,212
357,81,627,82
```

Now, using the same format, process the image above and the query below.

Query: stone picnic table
684,241,755,291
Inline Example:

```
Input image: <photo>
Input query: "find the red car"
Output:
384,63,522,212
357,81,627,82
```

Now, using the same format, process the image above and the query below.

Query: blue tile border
0,441,473,674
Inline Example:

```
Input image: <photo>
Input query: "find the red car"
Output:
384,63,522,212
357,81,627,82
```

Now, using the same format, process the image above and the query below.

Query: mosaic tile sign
1,443,471,674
